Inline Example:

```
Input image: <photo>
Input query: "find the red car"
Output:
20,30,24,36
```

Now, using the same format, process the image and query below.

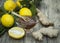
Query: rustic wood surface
0,0,60,43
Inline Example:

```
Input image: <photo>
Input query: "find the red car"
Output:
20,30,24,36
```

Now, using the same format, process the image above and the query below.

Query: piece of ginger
40,26,59,37
36,8,53,26
32,26,59,40
32,30,43,40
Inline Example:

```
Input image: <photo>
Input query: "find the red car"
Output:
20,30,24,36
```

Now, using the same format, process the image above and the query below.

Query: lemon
8,27,25,39
19,7,32,17
8,0,12,1
17,0,23,1
1,13,14,27
4,0,16,11
16,1,22,7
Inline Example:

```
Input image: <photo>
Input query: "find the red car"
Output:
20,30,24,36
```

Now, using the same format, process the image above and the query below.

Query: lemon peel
1,13,14,27
4,0,16,11
19,7,32,17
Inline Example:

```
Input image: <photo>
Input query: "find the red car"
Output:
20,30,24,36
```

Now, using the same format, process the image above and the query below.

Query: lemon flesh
1,13,14,27
4,0,16,11
8,27,25,39
19,7,32,17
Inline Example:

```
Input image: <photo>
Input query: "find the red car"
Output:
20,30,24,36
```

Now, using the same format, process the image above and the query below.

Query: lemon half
8,27,25,39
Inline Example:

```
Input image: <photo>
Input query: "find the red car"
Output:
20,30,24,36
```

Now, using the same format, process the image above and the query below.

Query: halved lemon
8,27,25,39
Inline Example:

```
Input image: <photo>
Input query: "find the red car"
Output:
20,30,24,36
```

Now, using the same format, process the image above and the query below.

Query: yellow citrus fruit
4,0,16,11
17,0,23,1
1,13,14,27
8,0,12,1
19,7,32,17
6,0,23,1
8,27,25,39
16,1,22,7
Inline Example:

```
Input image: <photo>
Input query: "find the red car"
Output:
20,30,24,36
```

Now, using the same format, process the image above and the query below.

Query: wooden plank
1,33,7,43
1,32,24,43
23,33,32,43
7,33,24,43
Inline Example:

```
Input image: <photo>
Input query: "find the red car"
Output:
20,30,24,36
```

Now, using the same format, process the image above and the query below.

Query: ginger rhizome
36,8,53,26
32,26,59,40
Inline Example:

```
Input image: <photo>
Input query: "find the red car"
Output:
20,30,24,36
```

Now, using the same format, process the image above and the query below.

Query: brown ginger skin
32,30,43,40
36,8,53,26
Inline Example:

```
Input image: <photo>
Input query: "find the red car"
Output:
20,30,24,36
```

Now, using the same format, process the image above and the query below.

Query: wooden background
0,0,60,43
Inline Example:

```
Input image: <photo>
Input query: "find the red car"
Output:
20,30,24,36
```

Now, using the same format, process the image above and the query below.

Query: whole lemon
19,8,32,17
4,0,16,11
1,13,14,27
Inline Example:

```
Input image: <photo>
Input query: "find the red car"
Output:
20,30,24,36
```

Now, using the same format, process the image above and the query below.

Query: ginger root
36,8,53,26
40,26,59,37
32,30,43,40
32,26,59,40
